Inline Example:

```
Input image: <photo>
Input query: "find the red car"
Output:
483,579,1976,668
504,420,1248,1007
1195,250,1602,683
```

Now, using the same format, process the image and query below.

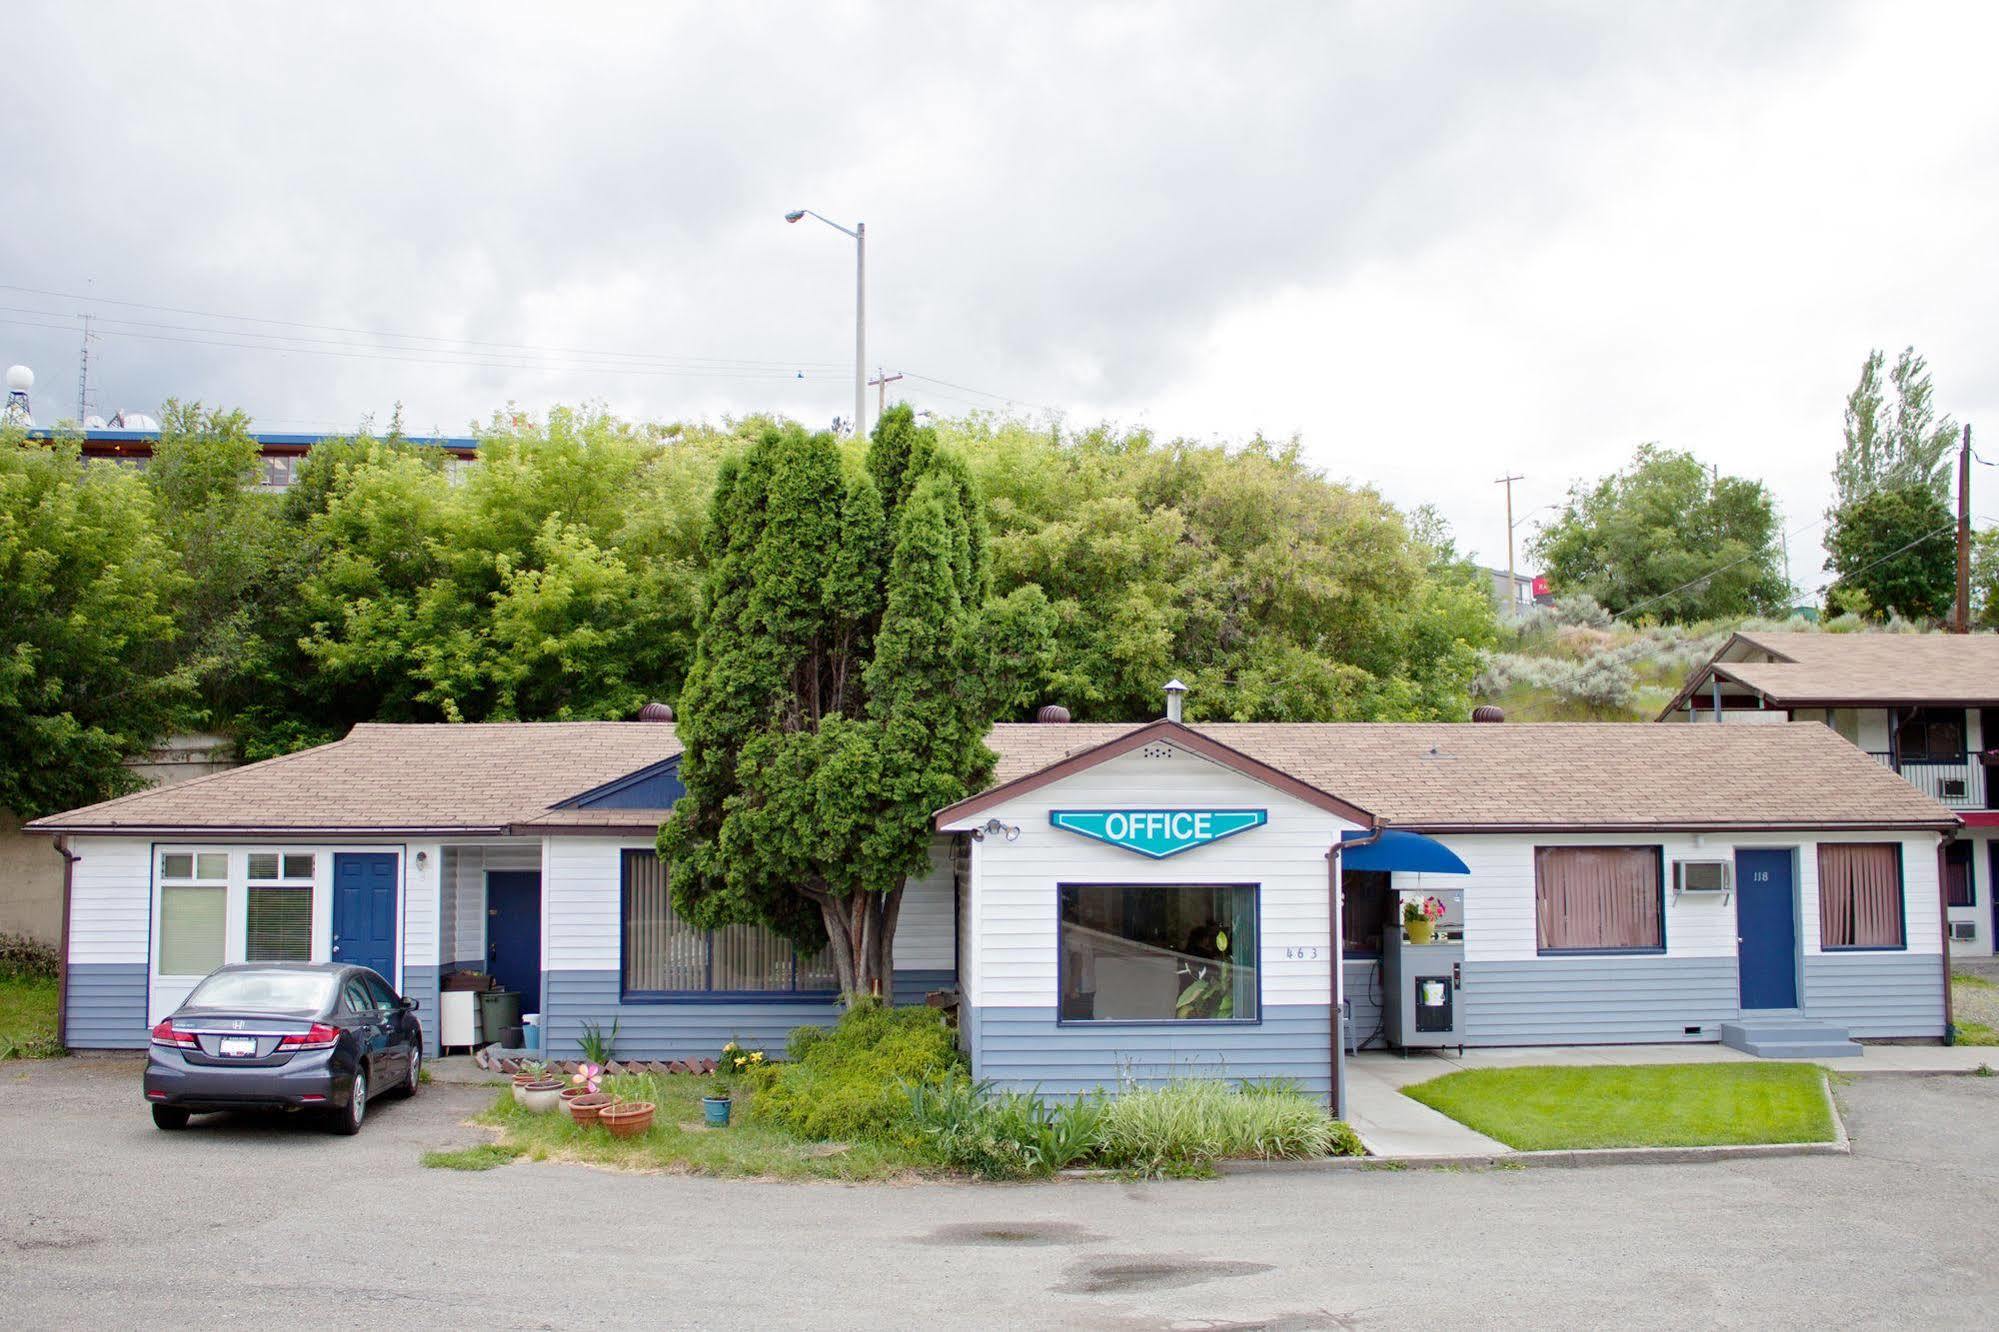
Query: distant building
1482,566,1550,618
21,426,479,491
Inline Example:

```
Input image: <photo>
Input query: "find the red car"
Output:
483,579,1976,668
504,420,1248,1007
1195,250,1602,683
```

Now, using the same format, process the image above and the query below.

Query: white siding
66,837,152,965
543,836,631,973
943,743,1359,1009
402,841,442,972
893,835,957,972
1799,831,1943,958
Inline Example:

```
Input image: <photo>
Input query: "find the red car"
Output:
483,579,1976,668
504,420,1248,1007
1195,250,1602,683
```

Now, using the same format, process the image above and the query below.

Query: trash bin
522,1014,541,1052
478,990,521,1047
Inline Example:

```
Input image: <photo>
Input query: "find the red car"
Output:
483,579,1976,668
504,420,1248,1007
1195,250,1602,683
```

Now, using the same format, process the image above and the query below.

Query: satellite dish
5,365,32,392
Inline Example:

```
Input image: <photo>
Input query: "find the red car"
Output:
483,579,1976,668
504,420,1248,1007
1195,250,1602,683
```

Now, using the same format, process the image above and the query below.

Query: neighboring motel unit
29,706,1960,1111
1662,631,1999,957
22,426,478,490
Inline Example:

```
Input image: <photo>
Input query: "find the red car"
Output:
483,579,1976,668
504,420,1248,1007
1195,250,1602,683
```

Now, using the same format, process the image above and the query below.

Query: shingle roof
1708,631,1999,707
26,722,683,834
972,719,1956,831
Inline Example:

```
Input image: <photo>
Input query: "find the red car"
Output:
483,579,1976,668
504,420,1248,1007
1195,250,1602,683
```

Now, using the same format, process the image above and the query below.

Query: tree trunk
818,888,902,1003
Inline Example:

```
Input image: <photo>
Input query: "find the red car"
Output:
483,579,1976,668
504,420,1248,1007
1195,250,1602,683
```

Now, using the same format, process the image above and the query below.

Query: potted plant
519,1071,567,1114
701,1078,733,1128
511,1059,549,1107
562,1063,614,1124
599,1099,656,1138
1403,895,1446,945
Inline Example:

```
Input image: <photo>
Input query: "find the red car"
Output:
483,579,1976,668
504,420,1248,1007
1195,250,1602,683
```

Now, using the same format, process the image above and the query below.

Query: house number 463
1285,946,1320,960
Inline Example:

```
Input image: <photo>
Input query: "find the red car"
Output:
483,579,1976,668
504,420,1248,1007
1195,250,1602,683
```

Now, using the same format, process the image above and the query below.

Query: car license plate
219,1036,257,1057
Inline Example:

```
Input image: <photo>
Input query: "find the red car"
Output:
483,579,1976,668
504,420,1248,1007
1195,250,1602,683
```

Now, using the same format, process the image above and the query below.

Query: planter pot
519,1080,566,1114
511,1075,538,1108
702,1095,733,1128
565,1092,615,1126
599,1101,656,1139
1405,917,1435,945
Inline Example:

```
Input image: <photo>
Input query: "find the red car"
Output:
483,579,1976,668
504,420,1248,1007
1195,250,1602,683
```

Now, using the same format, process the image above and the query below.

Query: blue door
1735,849,1798,1010
332,853,399,982
486,871,542,1013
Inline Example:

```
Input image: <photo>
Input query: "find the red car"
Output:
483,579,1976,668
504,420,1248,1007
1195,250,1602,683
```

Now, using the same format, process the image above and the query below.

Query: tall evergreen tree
661,407,1027,997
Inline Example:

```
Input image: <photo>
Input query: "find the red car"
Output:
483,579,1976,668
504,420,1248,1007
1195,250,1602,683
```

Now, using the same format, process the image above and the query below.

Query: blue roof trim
554,755,685,811
25,428,478,449
1340,828,1471,874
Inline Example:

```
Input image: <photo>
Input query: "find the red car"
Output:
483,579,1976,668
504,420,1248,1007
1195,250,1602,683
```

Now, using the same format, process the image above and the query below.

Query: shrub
0,933,58,981
748,999,961,1142
1095,1079,1345,1172
905,1080,1109,1179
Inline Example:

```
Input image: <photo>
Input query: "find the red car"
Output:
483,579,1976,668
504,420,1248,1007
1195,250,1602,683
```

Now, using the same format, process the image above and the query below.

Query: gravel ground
1954,974,1999,1037
3,1055,1997,1329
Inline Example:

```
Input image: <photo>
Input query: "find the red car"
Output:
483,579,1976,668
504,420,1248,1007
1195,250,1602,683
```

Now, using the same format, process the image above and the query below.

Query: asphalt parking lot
3,1057,1996,1329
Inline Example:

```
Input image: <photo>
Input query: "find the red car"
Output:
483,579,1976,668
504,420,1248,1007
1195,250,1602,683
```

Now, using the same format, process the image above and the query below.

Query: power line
1804,521,1959,599
898,369,1061,415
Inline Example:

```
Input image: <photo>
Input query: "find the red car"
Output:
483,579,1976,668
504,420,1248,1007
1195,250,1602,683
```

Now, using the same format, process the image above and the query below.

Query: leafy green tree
0,432,194,817
1973,528,1999,631
661,408,1021,997
1832,347,1958,510
1824,484,1955,622
1530,444,1788,622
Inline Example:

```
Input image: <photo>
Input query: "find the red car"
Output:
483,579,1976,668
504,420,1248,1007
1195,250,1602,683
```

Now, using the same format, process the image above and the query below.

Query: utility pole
868,367,903,418
1496,474,1524,616
1954,423,1972,633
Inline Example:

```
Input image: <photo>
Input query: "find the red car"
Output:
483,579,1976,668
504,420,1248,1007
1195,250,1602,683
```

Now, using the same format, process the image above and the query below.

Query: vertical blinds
621,851,832,993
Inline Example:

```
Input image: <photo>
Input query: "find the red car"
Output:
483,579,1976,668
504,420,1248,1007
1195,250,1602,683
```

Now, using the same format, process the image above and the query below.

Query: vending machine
1381,887,1465,1051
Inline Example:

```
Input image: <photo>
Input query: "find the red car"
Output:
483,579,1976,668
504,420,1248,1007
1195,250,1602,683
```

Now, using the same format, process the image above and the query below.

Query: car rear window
184,971,337,1016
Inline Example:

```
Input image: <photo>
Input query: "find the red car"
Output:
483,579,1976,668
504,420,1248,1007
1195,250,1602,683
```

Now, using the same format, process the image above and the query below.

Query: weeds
421,1143,526,1171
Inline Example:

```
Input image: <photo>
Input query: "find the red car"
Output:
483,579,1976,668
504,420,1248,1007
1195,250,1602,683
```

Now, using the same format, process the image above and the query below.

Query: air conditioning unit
1674,860,1731,894
1950,921,1978,943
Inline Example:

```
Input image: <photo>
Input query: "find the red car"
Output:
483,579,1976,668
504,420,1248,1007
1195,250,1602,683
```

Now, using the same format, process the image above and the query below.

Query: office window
1535,847,1664,952
1342,870,1392,956
620,851,832,995
1819,844,1905,949
1058,883,1259,1023
159,852,228,976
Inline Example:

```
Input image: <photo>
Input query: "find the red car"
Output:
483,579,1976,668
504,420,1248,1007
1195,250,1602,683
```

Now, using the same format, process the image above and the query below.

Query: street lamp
785,208,866,440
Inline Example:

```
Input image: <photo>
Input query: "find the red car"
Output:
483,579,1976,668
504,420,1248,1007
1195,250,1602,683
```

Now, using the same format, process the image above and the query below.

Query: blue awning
1340,828,1470,875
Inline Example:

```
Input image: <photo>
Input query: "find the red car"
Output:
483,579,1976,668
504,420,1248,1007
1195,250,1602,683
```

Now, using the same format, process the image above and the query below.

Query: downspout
1938,836,1957,1045
1327,822,1385,1121
54,835,78,1051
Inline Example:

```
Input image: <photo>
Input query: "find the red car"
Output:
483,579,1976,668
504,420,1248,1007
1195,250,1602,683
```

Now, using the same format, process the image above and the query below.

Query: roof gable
553,756,685,811
1662,631,1999,715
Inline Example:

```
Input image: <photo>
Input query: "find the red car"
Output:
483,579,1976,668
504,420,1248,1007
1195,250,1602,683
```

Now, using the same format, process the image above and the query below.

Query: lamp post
785,209,866,440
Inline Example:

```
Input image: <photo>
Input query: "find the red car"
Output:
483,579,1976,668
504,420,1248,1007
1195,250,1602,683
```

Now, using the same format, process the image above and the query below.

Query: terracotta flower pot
565,1092,615,1125
599,1100,656,1139
519,1079,567,1114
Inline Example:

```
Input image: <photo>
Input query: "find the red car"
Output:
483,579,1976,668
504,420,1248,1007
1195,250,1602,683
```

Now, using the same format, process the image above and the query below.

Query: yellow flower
750,1051,765,1063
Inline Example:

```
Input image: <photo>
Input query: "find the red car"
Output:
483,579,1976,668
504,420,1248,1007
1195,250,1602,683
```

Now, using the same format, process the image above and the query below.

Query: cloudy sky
5,2,1996,583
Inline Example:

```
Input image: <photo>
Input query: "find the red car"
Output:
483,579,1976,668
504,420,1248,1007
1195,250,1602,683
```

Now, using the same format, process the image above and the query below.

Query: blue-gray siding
537,969,956,1061
63,962,148,1049
969,1004,1333,1100
401,965,441,1055
1803,953,1947,1038
1462,958,1740,1046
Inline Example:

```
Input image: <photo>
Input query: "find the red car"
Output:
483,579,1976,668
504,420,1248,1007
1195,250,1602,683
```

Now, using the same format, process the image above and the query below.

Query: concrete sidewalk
1344,1042,1997,1157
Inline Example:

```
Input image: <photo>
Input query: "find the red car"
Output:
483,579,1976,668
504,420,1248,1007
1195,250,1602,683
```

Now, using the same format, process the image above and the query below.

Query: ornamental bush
1094,1079,1350,1173
747,998,961,1141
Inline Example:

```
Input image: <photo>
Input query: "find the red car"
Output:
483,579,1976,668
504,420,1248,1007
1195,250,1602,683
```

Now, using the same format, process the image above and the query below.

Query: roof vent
1471,705,1505,723
1036,704,1072,724
637,701,675,722
1163,678,1188,723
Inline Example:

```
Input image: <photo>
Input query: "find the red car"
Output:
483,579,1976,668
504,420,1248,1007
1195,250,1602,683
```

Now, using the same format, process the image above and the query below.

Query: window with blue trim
621,850,836,996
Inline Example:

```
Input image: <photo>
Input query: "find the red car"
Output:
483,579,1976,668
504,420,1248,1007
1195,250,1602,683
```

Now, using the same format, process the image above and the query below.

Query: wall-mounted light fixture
414,850,429,870
971,818,1020,843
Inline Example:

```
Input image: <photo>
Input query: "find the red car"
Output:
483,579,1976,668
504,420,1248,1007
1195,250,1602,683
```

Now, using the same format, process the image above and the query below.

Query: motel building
28,687,1962,1113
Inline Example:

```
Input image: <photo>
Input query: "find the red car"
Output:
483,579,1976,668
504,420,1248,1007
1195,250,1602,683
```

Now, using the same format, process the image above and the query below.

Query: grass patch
0,974,63,1060
1403,1063,1835,1151
421,1143,526,1171
476,1072,931,1182
1954,971,1996,991
1957,1020,1999,1046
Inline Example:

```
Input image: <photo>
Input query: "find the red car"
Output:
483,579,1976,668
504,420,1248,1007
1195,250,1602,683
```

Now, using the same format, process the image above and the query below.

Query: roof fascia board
935,718,1377,830
1400,819,1960,834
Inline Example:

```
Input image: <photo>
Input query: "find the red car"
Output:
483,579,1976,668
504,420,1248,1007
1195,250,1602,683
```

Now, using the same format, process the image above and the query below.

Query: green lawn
463,1072,933,1181
1402,1063,1836,1151
0,975,62,1059
1952,972,1999,1047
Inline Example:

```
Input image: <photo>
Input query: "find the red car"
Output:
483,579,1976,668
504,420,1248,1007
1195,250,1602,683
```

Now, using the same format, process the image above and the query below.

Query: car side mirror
401,997,419,1011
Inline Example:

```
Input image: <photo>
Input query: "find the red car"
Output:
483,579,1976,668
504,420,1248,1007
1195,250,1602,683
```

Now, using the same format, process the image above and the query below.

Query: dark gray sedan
145,963,423,1135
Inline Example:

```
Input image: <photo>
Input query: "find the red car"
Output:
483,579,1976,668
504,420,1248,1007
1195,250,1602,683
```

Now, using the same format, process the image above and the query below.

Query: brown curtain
1818,844,1904,948
1535,847,1662,951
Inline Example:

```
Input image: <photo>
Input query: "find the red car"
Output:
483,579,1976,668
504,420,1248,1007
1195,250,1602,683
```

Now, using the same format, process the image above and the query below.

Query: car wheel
401,1046,421,1098
151,1104,190,1131
330,1069,367,1136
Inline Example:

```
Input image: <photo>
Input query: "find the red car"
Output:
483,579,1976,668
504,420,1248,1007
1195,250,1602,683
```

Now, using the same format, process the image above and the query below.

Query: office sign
1049,808,1267,859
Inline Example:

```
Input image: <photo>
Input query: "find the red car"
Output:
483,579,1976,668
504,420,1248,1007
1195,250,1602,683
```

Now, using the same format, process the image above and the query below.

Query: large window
1945,841,1975,909
246,852,316,962
1897,708,1965,762
1534,847,1664,953
1058,883,1259,1023
1819,843,1905,949
159,853,228,976
1342,870,1392,957
621,851,836,996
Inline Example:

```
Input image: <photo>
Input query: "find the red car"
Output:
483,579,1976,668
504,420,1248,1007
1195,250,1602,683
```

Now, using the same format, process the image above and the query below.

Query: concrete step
1720,1019,1863,1059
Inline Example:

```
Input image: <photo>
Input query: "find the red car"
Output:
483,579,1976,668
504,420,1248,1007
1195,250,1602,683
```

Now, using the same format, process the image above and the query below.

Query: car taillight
276,1023,339,1051
150,1019,199,1050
